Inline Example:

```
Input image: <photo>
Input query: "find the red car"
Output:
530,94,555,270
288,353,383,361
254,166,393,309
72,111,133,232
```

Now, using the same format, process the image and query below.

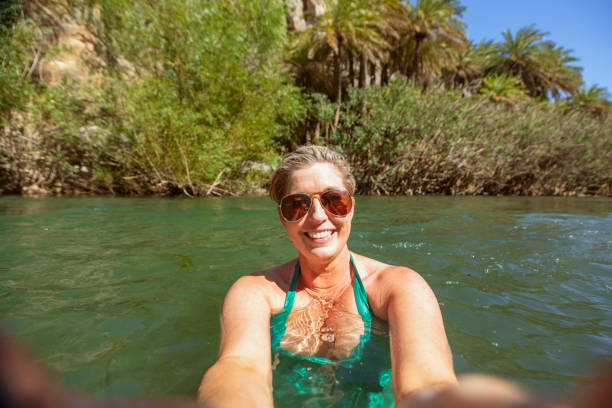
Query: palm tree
442,39,497,92
488,25,582,99
291,0,392,103
538,42,582,98
395,0,466,87
566,85,611,117
479,74,527,105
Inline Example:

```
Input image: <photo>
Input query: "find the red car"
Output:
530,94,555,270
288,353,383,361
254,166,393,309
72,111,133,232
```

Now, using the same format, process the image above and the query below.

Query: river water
0,196,610,402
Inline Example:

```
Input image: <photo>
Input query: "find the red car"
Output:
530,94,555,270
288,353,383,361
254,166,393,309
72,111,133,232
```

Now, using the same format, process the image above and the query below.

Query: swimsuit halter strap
284,254,371,322
283,260,300,311
270,254,373,362
350,254,372,322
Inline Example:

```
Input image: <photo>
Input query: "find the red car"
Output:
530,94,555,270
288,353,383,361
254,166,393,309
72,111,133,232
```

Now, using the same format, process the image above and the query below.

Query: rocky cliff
1,0,108,195
284,0,327,31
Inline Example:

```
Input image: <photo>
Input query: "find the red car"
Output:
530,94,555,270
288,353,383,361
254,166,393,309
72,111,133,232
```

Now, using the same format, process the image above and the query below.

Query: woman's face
279,162,354,262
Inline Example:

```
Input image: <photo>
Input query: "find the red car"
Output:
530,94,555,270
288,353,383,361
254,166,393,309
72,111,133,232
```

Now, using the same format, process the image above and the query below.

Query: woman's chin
291,230,350,262
307,248,336,260
299,242,344,262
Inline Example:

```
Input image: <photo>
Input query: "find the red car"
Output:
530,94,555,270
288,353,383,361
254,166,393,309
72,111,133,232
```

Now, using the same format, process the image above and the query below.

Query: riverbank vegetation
1,0,610,196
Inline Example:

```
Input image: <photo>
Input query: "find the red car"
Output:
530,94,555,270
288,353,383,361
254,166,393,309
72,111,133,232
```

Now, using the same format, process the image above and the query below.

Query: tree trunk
334,40,342,103
370,61,376,86
332,37,342,131
303,117,311,144
381,62,389,85
411,34,426,86
359,53,367,89
348,50,355,87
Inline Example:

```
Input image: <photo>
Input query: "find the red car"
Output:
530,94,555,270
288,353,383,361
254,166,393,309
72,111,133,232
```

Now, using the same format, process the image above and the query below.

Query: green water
1,196,610,401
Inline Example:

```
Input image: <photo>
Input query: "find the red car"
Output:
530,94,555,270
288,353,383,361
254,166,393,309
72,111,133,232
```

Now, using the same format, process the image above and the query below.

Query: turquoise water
0,196,611,403
272,317,393,408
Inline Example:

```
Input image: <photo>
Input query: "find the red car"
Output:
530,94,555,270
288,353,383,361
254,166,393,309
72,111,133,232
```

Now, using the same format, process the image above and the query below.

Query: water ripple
1,196,610,397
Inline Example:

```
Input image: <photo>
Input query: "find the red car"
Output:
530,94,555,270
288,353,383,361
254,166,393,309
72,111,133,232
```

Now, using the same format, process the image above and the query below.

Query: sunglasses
279,189,353,222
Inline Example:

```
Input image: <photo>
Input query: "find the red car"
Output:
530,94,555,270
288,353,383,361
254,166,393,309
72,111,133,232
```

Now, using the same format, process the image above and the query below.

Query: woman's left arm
379,267,457,405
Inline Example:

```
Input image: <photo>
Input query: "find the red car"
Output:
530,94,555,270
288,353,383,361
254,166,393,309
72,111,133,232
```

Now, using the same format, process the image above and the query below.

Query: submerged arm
197,276,273,408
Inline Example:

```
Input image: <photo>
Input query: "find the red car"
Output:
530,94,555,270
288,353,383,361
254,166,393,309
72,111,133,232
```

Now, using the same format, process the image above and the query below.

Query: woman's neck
297,247,352,292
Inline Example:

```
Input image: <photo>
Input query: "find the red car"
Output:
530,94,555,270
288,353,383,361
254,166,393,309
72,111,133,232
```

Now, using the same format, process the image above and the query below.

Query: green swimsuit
270,255,393,407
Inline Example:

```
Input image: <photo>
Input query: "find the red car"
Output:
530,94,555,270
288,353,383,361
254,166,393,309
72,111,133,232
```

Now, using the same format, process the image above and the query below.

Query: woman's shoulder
244,259,296,287
351,252,422,285
228,259,297,310
351,252,434,317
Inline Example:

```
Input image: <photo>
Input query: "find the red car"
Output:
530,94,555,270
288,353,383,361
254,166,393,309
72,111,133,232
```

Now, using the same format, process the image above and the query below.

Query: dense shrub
0,2,38,124
1,0,306,195
94,0,306,194
311,78,611,195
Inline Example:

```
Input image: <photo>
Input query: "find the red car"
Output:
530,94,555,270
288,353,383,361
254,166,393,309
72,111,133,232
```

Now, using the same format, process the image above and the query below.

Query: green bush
312,78,611,195
0,10,38,124
95,0,306,191
2,0,307,195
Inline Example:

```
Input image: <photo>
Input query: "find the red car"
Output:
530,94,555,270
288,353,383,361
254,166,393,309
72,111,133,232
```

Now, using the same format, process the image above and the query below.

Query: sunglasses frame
278,189,353,222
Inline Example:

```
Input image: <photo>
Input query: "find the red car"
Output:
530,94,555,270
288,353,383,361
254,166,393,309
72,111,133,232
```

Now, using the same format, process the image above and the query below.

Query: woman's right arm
197,276,274,408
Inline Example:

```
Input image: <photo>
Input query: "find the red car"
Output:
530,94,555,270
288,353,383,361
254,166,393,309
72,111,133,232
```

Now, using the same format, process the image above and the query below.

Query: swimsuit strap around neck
283,254,371,322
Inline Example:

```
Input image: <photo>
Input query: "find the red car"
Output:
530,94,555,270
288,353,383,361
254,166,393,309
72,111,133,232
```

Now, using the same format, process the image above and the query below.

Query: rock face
284,0,306,32
28,0,329,80
308,0,327,16
0,1,107,196
25,0,103,86
284,0,327,32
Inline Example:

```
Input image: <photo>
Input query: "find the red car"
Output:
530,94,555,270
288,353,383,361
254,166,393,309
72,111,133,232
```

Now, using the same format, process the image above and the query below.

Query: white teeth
308,230,332,239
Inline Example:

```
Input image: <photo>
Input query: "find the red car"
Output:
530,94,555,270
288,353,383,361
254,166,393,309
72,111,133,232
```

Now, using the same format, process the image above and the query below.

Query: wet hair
269,145,356,203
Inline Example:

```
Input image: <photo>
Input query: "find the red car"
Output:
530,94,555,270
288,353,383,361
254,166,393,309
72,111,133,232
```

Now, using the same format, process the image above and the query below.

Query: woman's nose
308,196,328,221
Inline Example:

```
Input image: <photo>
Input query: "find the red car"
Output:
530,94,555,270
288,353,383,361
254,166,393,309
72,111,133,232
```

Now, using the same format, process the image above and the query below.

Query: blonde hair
269,145,356,203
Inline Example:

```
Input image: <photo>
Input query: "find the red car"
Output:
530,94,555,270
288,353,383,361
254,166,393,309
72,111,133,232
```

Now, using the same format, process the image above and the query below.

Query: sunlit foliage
487,25,582,99
1,0,609,196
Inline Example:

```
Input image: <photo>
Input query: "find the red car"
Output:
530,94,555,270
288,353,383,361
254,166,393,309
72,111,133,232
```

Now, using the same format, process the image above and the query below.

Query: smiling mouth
305,230,334,239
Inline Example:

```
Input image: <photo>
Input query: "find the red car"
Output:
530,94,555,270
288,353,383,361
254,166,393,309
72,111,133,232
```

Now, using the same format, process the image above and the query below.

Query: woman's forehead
286,162,345,193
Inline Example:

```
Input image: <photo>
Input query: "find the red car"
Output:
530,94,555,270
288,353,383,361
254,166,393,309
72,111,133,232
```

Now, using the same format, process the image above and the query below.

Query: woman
197,145,457,407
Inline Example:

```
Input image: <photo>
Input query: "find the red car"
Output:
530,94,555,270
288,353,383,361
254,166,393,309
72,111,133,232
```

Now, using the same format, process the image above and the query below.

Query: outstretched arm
197,276,274,408
382,267,457,404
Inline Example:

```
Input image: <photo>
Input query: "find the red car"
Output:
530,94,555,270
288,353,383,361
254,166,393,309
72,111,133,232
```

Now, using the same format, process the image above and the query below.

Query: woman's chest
279,294,366,361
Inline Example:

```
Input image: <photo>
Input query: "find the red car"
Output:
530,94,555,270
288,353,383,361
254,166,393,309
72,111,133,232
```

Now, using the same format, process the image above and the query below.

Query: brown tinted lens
280,194,311,221
320,190,352,216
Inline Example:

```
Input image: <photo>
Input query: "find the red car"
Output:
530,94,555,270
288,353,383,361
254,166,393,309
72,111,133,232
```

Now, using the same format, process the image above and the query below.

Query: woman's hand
398,374,568,408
